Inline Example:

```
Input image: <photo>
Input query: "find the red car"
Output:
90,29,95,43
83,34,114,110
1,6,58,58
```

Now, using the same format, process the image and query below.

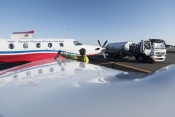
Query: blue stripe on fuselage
0,50,79,55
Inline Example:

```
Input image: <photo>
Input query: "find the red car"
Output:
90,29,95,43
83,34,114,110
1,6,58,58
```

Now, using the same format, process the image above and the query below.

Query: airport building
10,30,34,39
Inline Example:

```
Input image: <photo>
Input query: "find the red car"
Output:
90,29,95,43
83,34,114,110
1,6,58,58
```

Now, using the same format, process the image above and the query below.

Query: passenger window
48,43,52,48
60,43,64,47
36,43,41,48
23,43,28,49
73,41,82,46
9,43,14,49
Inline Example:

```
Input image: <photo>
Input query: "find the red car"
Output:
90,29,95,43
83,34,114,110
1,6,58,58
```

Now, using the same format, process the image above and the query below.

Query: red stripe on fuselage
0,53,57,63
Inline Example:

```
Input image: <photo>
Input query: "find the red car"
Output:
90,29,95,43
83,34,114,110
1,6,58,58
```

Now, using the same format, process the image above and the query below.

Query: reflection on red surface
0,57,65,76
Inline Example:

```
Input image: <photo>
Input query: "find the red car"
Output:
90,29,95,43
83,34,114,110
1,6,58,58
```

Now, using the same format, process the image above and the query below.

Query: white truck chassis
105,39,166,62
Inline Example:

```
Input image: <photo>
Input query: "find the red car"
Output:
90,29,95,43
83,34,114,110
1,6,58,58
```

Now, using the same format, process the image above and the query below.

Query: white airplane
0,57,175,117
0,30,107,62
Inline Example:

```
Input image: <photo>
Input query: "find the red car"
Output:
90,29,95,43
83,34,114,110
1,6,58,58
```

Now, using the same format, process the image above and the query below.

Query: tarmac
0,48,175,74
89,48,175,73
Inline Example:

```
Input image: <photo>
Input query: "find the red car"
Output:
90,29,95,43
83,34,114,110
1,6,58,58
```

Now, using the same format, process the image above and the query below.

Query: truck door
143,41,151,56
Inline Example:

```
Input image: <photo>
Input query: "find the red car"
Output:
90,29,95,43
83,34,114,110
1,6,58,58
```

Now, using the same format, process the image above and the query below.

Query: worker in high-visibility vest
63,48,89,63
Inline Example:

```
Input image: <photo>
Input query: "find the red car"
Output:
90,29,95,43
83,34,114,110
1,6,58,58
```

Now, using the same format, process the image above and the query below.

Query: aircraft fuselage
0,38,102,62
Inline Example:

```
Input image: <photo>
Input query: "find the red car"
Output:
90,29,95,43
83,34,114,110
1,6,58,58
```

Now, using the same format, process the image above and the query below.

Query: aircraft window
49,68,54,72
73,41,82,46
13,75,18,78
36,43,41,48
48,43,52,48
60,43,64,47
61,67,65,71
23,43,28,49
26,71,31,76
38,69,43,74
9,43,14,49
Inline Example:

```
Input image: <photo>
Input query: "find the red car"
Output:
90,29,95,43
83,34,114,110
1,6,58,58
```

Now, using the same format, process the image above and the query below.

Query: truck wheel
137,55,144,62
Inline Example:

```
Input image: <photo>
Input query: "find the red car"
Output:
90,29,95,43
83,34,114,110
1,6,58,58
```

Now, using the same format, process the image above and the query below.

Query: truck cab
105,39,166,63
138,39,166,62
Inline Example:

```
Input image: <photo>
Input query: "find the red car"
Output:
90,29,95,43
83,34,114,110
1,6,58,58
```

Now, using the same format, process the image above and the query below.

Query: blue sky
0,0,175,45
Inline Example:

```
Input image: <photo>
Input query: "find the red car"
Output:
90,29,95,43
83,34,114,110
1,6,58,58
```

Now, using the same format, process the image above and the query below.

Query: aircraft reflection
0,58,147,87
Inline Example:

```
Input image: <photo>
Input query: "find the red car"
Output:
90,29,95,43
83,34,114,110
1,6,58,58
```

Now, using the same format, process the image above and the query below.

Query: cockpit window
73,41,83,46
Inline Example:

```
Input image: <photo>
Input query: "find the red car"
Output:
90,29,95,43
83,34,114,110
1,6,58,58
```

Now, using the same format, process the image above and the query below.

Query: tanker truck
105,39,166,62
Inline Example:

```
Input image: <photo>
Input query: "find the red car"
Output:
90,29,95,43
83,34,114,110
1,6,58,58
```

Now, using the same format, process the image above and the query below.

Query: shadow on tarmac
90,55,154,64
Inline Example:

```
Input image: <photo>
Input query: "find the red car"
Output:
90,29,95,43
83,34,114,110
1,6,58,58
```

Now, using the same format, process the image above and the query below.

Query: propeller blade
98,40,102,47
102,52,106,59
102,40,108,48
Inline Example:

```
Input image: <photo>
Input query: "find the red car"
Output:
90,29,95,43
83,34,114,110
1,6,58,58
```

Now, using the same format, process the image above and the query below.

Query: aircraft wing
0,57,175,117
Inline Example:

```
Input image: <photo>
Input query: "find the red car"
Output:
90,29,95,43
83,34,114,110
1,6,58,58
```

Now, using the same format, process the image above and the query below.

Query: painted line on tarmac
90,57,152,73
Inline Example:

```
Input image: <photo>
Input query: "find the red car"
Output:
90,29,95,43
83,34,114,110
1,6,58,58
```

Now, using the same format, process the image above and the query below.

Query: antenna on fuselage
64,24,66,39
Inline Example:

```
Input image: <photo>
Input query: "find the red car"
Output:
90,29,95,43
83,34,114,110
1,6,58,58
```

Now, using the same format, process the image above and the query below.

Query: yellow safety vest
65,55,89,63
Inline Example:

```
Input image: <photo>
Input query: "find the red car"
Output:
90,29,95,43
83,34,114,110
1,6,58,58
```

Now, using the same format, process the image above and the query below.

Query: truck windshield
153,42,165,49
